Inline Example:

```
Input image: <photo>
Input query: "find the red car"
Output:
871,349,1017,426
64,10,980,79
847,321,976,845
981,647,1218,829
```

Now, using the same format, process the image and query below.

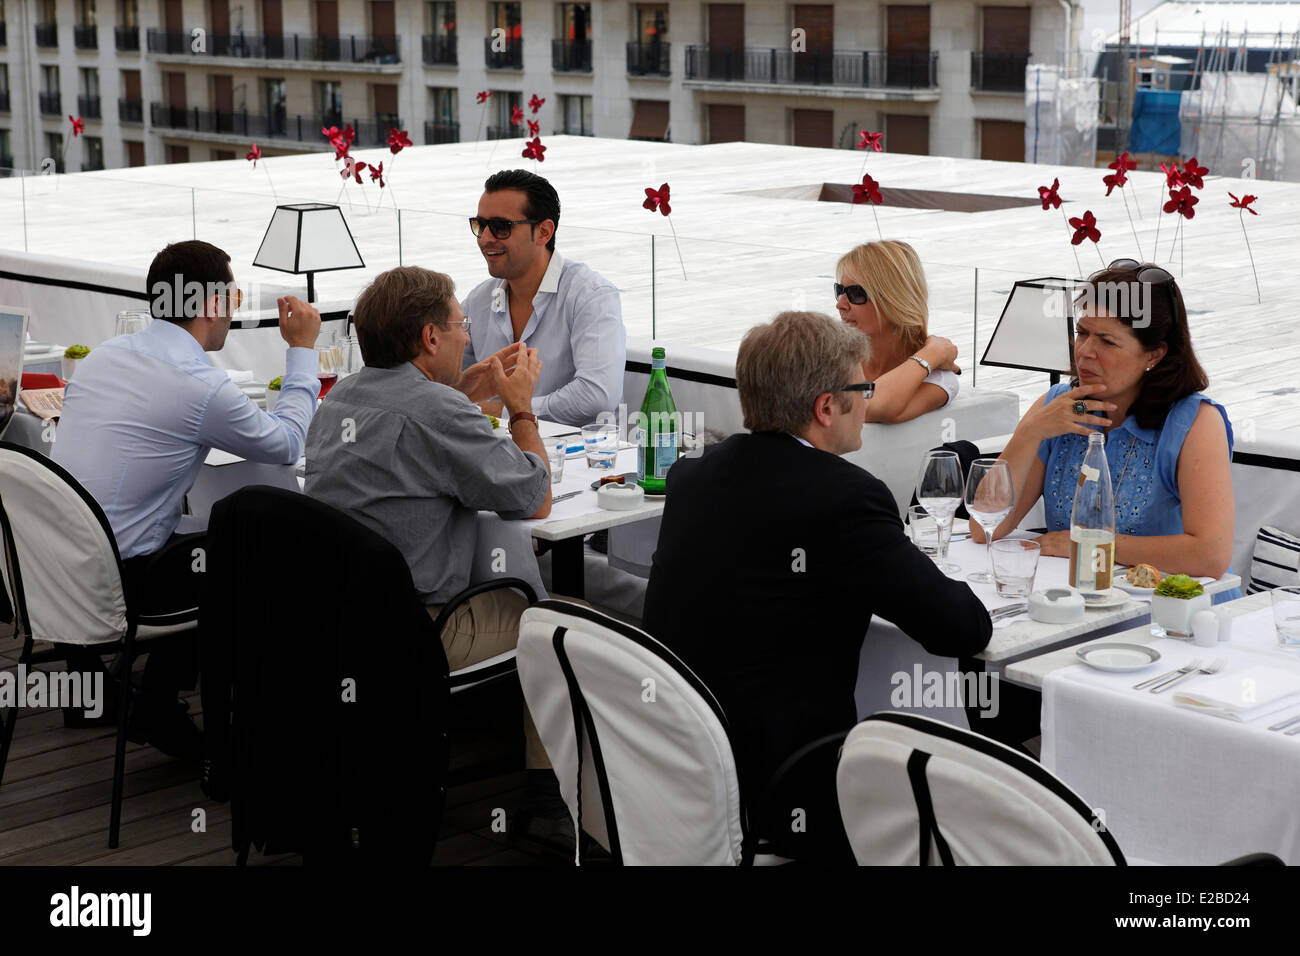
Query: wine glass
964,458,1015,584
316,346,339,398
115,310,151,337
916,450,964,574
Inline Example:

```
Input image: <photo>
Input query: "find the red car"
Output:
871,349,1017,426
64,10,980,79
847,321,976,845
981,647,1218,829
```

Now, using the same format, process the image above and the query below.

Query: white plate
1076,642,1161,672
1082,587,1129,609
1114,578,1157,596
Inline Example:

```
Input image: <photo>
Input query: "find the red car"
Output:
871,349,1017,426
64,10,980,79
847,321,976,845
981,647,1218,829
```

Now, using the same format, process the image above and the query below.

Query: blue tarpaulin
1130,89,1183,155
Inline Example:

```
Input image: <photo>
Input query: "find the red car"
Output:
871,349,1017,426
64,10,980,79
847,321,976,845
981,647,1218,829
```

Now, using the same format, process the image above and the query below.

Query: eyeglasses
469,216,540,239
221,288,243,314
1107,258,1175,287
833,283,871,305
451,318,472,331
836,382,875,399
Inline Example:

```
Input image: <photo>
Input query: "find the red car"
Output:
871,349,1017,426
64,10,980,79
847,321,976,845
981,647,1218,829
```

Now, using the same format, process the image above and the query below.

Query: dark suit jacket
643,432,992,800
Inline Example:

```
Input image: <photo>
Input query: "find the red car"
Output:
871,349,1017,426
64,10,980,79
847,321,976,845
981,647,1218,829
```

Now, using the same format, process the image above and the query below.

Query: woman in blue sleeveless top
972,260,1238,600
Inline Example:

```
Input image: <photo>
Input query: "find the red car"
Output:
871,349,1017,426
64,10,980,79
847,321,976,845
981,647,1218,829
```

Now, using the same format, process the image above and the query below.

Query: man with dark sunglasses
461,169,625,427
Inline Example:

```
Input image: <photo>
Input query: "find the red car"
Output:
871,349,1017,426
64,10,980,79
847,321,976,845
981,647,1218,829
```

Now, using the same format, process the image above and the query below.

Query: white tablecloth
1041,607,1300,864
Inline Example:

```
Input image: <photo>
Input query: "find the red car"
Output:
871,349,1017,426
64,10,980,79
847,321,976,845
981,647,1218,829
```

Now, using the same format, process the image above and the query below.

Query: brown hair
736,311,871,434
1073,263,1208,430
834,240,929,355
352,266,456,369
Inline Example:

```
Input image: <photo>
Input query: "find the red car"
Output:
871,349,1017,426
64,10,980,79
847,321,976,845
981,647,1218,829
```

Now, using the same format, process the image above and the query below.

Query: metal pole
651,234,656,341
971,267,978,388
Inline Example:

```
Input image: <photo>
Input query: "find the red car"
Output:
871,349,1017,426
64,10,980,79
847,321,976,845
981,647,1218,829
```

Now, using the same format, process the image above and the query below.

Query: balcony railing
35,22,58,47
552,39,591,72
424,120,460,144
145,30,400,63
484,38,522,70
683,46,939,89
119,98,143,122
74,24,97,49
149,103,401,146
970,51,1029,92
627,41,670,76
77,95,102,118
422,34,457,65
485,125,519,139
39,92,62,115
115,25,139,51
0,91,9,112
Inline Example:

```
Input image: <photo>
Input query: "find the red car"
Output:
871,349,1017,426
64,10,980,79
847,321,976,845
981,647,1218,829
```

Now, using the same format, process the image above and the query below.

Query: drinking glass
316,346,339,398
543,436,566,484
906,506,939,557
992,539,1040,597
1272,586,1300,649
115,310,151,337
916,450,964,574
965,458,1015,584
581,423,618,470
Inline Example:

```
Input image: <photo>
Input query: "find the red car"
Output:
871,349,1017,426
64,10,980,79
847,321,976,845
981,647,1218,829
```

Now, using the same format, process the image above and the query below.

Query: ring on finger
1072,400,1088,414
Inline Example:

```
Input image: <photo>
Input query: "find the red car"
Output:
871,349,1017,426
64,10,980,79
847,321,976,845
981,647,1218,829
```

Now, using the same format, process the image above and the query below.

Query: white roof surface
1113,1,1300,47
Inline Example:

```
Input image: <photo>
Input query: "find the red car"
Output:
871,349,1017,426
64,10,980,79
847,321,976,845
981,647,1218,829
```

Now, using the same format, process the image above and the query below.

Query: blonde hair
835,240,929,356
736,311,871,434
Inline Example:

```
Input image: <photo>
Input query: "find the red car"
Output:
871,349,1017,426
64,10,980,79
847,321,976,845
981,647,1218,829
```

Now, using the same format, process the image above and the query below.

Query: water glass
115,310,151,337
543,436,566,484
906,506,939,556
992,539,1040,598
581,423,618,470
1272,586,1300,649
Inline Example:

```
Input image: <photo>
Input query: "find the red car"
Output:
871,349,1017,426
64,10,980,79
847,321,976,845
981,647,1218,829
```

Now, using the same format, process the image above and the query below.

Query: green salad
1153,574,1204,599
268,376,283,391
64,345,90,359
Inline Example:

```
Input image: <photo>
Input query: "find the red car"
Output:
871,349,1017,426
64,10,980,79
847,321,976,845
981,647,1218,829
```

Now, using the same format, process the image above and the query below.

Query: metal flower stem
474,108,486,152
870,201,882,241
1167,217,1180,263
262,163,278,202
1060,208,1083,277
1154,200,1164,256
1128,180,1143,219
374,153,400,212
1120,188,1142,258
667,217,687,281
1095,240,1106,269
1240,209,1261,303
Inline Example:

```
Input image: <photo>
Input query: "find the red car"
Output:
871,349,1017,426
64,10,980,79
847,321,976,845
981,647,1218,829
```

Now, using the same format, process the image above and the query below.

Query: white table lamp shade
980,278,1079,376
252,203,364,274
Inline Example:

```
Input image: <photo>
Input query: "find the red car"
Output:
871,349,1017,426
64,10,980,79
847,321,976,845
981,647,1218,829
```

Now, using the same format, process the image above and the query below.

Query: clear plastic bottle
1068,431,1116,597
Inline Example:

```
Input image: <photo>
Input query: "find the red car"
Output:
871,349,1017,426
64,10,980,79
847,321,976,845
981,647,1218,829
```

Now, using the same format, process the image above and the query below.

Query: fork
1133,659,1201,691
989,603,1028,622
1150,657,1225,694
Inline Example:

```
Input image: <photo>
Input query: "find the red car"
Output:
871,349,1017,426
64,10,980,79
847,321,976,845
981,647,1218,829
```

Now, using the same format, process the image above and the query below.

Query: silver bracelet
909,355,932,375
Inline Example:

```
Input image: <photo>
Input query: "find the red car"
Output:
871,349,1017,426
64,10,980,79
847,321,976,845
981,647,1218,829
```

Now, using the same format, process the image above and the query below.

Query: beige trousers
426,589,549,770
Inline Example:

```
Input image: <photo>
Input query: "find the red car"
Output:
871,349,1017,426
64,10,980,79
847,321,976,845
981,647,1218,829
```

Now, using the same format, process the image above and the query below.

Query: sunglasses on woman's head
1107,258,1175,287
833,283,870,305
468,216,540,240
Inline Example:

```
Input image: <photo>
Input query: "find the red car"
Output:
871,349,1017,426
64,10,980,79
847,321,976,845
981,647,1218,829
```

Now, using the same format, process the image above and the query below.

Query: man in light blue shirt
52,239,321,757
462,169,626,427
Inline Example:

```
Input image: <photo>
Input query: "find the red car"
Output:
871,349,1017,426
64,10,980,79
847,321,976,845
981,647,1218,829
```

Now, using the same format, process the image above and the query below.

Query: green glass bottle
637,347,679,494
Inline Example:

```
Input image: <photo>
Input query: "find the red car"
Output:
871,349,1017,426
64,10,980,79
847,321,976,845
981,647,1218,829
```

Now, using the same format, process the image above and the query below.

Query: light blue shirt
52,320,319,558
460,251,626,426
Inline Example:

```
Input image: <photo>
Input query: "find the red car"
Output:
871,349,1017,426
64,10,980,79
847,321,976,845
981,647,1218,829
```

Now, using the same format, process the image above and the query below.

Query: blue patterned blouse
1035,383,1240,602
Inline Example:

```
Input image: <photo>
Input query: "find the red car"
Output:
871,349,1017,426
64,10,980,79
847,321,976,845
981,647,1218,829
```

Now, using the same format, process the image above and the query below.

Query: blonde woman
835,240,960,424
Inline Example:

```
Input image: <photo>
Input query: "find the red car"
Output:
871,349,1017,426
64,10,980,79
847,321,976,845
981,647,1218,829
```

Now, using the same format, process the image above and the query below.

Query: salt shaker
1192,609,1219,647
1214,605,1233,642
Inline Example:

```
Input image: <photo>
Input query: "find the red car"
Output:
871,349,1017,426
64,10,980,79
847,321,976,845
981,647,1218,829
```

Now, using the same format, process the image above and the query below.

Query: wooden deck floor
0,626,562,867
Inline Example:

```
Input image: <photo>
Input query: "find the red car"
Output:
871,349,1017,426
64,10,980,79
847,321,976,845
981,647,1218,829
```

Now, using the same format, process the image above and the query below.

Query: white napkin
225,369,255,385
1174,665,1300,722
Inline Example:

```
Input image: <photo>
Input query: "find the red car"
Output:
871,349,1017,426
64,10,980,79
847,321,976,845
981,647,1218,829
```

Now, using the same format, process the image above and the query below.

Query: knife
551,488,586,503
1267,712,1300,732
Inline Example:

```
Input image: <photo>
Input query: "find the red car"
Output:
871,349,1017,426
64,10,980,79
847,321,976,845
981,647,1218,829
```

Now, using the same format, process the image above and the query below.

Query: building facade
0,0,1080,171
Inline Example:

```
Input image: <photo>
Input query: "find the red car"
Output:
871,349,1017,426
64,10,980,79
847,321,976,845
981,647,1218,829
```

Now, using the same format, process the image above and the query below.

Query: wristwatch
909,355,932,375
508,412,538,428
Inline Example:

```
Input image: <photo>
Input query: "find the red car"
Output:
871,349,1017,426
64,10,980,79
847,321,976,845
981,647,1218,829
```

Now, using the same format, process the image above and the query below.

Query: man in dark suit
643,311,992,810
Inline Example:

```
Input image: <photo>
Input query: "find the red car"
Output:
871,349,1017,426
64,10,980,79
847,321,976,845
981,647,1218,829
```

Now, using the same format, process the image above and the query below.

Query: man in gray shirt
307,264,550,638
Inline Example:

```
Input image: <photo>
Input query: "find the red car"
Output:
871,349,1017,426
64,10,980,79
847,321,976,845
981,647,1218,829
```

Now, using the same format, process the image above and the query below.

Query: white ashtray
597,482,644,510
1028,588,1086,624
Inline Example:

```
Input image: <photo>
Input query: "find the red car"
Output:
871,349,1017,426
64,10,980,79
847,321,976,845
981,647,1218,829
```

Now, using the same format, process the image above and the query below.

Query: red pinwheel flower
476,90,492,104
1180,157,1209,190
511,105,524,126
851,174,883,205
245,143,262,166
522,137,546,162
386,128,412,155
856,130,883,152
369,162,385,187
642,183,671,216
1228,192,1259,215
1038,178,1063,210
1108,151,1137,173
323,124,355,160
1163,186,1198,219
528,94,546,114
69,116,85,137
527,119,539,137
1068,210,1101,245
1160,161,1183,188
1102,166,1128,197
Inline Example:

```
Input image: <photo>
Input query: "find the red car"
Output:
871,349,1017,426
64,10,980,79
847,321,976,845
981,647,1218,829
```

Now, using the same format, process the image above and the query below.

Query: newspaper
19,388,64,420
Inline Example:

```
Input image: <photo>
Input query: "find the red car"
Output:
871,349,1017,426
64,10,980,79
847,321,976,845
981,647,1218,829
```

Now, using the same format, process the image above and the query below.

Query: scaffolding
1179,28,1300,180
1025,65,1100,167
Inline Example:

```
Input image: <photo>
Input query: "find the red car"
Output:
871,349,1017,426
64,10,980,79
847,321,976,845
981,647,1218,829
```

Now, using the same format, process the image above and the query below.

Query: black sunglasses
833,283,871,305
469,216,541,240
1107,258,1175,287
836,382,876,399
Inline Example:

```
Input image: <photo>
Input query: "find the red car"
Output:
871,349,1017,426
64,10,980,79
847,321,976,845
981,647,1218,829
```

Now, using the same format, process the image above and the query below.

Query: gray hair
735,311,871,434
